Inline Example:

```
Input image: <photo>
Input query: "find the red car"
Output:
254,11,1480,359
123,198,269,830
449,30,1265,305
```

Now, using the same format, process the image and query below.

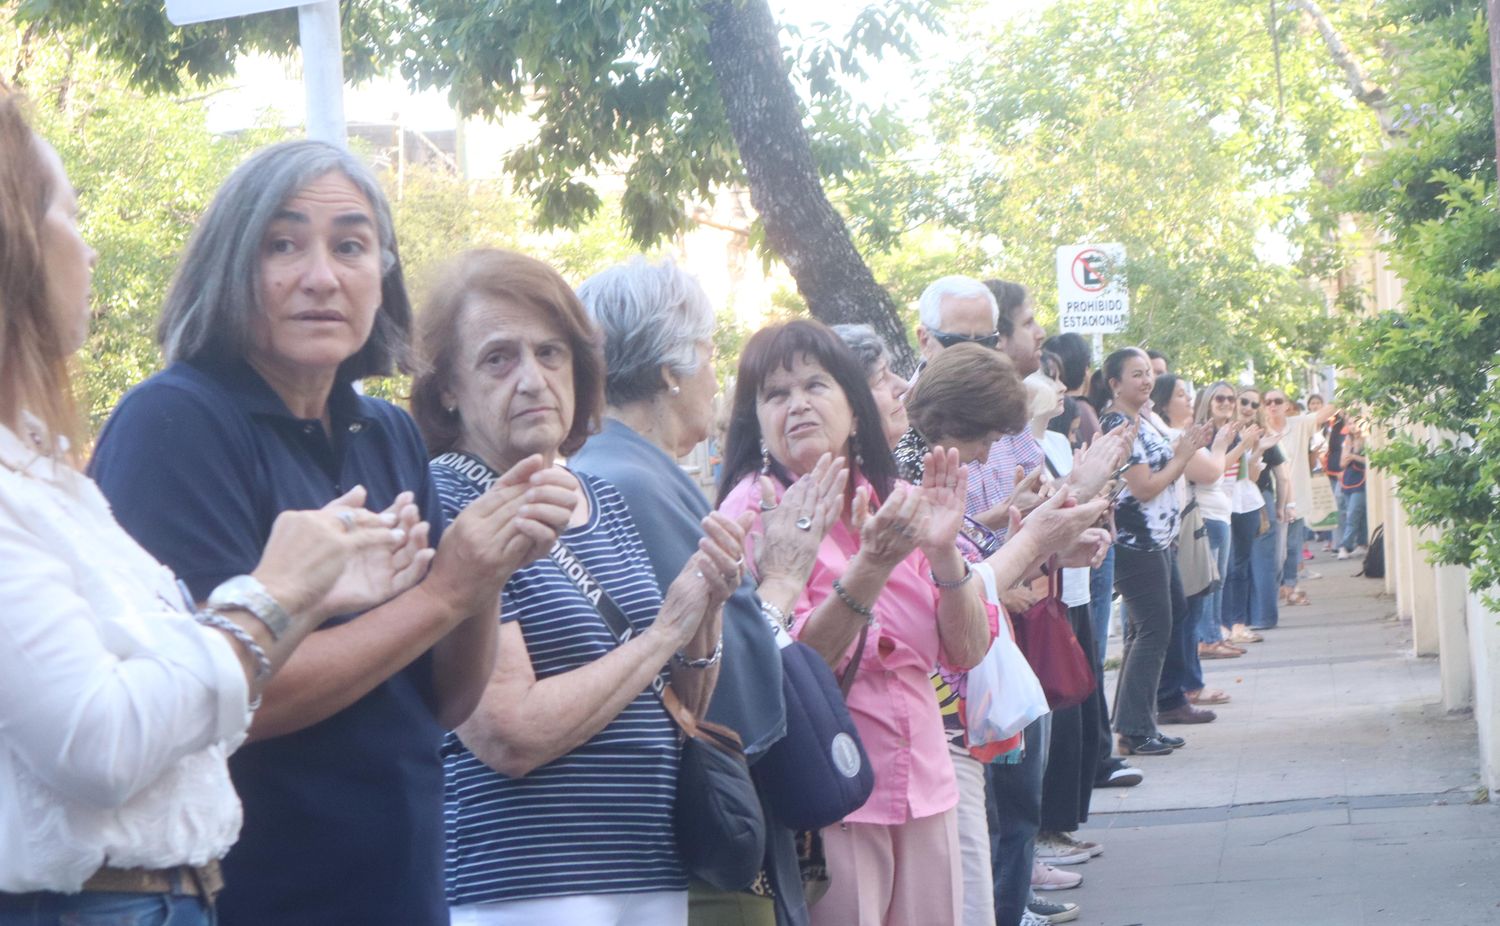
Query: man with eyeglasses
902,276,1135,926
915,275,1006,365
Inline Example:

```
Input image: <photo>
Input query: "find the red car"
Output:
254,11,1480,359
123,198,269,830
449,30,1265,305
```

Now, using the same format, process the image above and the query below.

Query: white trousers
951,744,996,926
450,890,688,926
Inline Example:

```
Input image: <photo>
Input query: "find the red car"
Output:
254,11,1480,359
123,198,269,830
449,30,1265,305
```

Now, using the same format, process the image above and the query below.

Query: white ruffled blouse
0,416,250,893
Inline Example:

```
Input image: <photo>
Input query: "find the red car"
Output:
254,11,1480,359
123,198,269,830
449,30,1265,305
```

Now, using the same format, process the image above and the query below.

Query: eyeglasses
931,328,1001,350
1239,398,1260,409
1211,394,1235,404
1264,397,1287,406
956,515,1002,559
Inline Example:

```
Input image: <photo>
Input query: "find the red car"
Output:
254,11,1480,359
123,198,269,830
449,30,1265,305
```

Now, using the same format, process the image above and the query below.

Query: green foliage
4,21,646,433
23,0,944,253
6,32,284,434
837,0,1383,387
1332,0,1500,597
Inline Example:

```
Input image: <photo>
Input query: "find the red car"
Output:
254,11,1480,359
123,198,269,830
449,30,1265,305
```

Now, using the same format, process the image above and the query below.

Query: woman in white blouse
0,94,431,925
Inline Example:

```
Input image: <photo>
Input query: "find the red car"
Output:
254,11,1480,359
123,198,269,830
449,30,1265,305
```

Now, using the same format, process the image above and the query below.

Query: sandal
1227,627,1264,644
1188,688,1231,705
1198,642,1237,660
1286,588,1311,606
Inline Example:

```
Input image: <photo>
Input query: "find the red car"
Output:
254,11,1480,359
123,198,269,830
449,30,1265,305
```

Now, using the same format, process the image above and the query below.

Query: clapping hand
916,447,968,557
255,485,432,623
657,511,753,648
755,452,847,587
851,483,925,568
1067,430,1131,502
978,465,1045,526
1210,422,1239,455
1175,421,1214,456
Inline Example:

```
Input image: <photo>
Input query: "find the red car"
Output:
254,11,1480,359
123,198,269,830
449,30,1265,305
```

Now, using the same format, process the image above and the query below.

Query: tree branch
1290,0,1396,136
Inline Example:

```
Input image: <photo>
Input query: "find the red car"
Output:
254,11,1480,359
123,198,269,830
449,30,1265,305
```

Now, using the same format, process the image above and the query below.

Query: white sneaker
1337,549,1350,560
1031,860,1083,891
1059,831,1104,857
1035,833,1091,865
1020,912,1050,926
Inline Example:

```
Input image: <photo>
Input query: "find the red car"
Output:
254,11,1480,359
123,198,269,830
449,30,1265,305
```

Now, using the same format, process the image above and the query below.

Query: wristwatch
207,575,294,642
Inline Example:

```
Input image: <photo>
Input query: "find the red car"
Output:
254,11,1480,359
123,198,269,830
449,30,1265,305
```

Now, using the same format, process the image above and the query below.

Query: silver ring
337,511,356,533
734,557,745,568
759,500,779,512
795,516,813,532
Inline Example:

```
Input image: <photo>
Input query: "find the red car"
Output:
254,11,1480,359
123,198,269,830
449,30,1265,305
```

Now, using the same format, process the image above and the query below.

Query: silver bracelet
760,600,791,630
196,609,270,710
929,561,973,589
674,636,724,669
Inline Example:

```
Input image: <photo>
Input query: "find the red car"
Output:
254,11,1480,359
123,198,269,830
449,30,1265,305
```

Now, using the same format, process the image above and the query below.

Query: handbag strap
839,626,869,699
432,450,737,747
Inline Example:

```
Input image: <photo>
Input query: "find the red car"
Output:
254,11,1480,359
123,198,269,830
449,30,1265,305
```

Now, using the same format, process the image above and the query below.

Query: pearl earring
669,385,681,396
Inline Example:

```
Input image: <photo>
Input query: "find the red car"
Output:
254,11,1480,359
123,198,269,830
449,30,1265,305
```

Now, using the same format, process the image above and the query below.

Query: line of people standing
3,98,1347,926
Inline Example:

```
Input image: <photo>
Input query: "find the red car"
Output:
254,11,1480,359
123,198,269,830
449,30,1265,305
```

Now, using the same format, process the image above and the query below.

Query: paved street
1070,554,1500,925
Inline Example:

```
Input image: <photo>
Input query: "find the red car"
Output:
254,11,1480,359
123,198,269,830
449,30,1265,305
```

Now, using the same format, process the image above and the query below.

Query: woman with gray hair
832,323,909,448
573,257,844,926
89,141,577,926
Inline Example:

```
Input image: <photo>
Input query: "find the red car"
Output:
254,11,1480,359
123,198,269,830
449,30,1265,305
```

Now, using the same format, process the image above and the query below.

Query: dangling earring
760,441,771,475
851,432,863,468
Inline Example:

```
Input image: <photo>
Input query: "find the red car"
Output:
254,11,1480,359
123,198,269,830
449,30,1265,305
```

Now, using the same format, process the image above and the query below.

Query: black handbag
752,632,874,831
551,541,767,892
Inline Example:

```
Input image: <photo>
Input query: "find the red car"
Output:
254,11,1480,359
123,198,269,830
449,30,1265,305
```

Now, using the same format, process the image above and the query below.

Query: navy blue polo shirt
90,359,449,926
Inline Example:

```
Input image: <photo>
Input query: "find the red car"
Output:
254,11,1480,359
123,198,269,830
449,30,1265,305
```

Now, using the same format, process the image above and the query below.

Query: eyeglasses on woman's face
1264,396,1287,406
1239,398,1260,409
1211,393,1235,405
930,328,1001,350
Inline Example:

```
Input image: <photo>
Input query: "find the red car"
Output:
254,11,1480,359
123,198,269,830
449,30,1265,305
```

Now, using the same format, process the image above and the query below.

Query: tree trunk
703,0,917,372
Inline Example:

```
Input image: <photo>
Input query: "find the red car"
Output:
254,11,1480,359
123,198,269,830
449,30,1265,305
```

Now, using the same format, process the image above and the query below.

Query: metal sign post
165,0,346,147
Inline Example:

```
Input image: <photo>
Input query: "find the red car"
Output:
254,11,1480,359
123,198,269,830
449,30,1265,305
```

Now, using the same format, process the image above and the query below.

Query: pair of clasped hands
246,456,755,647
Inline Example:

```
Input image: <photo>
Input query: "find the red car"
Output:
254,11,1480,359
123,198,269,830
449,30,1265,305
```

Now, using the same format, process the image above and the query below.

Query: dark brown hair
0,93,78,457
716,320,896,506
411,249,604,457
905,342,1027,443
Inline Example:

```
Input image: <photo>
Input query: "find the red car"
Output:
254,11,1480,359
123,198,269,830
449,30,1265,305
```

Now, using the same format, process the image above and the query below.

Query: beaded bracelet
929,561,974,589
674,636,724,669
196,609,271,711
831,578,874,619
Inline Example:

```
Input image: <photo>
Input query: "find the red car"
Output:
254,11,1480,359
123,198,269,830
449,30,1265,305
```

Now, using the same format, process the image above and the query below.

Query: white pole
298,1,346,146
1092,331,1104,366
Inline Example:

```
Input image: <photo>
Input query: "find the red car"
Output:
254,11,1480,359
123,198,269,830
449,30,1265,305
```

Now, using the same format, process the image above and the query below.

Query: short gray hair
917,275,998,330
576,256,716,405
157,140,411,380
831,324,892,380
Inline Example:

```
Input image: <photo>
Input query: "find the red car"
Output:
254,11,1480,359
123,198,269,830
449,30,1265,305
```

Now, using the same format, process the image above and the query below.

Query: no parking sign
1056,243,1128,333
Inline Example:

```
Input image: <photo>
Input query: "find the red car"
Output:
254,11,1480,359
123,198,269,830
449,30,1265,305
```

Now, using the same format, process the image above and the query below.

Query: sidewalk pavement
1070,554,1500,925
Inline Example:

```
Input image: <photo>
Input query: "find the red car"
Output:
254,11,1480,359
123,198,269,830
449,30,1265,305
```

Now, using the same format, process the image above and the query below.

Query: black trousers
1040,603,1103,833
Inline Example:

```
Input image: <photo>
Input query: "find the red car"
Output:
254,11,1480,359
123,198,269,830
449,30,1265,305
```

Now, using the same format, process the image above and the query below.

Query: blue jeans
987,714,1051,926
1192,518,1232,645
1088,546,1116,665
1331,476,1346,544
1280,517,1307,588
1341,488,1368,551
1250,491,1281,629
0,892,214,926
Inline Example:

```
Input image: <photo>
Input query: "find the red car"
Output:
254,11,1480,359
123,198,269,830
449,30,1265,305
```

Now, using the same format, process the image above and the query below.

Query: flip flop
1188,689,1231,705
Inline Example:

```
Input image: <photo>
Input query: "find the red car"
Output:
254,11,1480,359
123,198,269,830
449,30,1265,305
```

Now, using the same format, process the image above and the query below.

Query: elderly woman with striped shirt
410,250,748,926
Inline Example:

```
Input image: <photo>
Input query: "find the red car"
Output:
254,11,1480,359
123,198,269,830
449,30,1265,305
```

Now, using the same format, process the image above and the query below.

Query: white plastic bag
964,562,1050,745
